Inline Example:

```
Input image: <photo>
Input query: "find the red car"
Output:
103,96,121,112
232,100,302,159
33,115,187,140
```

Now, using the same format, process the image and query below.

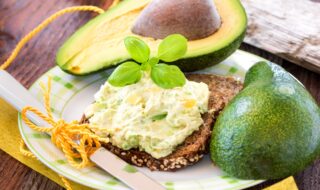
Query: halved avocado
56,0,247,75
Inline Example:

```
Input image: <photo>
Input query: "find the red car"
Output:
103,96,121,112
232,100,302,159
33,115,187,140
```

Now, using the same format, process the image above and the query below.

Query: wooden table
0,0,319,189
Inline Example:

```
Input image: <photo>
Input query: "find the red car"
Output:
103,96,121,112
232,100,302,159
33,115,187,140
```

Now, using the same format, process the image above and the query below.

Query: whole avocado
210,61,320,179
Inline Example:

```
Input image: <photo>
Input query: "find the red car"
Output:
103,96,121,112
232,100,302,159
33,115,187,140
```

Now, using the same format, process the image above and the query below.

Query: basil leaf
151,64,186,89
148,57,159,67
151,112,168,121
157,34,188,62
108,61,142,87
124,36,150,63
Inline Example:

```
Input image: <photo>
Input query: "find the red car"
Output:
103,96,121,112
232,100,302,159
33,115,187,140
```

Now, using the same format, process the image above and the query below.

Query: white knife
0,70,165,190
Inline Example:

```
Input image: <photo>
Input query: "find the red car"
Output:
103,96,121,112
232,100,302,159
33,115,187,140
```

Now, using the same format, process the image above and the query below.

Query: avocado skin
210,61,320,179
168,30,246,72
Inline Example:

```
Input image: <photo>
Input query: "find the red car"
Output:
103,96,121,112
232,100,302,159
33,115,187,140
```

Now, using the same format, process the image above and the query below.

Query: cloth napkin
0,98,91,190
263,177,298,190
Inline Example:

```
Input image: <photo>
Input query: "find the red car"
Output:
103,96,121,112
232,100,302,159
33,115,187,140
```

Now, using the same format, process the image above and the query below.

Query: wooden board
242,0,320,74
0,0,319,190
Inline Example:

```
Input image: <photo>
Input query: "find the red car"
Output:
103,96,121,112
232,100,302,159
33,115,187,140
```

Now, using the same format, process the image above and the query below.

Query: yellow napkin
264,176,298,190
0,98,91,190
0,97,299,190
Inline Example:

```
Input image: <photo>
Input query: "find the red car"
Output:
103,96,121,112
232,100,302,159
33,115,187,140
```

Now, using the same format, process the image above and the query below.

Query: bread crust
81,74,242,171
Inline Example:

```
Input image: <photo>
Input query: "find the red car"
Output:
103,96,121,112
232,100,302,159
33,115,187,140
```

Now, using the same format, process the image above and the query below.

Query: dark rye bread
81,74,242,171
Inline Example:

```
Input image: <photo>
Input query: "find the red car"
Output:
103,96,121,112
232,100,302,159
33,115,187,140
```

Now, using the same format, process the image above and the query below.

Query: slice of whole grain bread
81,74,242,171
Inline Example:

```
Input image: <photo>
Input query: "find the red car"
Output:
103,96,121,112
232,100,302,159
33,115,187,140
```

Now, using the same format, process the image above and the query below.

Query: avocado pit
132,0,221,40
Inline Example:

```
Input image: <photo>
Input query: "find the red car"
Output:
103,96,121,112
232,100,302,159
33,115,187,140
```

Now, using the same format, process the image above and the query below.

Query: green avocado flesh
56,0,247,75
210,61,320,179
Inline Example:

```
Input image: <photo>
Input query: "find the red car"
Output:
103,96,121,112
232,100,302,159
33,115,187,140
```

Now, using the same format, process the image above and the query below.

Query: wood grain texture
0,0,319,190
0,0,113,88
242,0,320,74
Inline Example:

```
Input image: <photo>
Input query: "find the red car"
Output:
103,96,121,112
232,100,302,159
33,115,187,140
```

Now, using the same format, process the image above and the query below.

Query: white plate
18,50,266,190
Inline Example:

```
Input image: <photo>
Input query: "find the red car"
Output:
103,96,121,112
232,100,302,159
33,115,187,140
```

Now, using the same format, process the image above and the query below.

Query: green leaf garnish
124,36,150,63
108,61,141,87
151,64,186,89
109,34,188,89
158,34,188,62
151,112,168,121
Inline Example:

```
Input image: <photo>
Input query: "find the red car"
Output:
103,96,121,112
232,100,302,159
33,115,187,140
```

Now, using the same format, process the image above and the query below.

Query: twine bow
21,77,109,169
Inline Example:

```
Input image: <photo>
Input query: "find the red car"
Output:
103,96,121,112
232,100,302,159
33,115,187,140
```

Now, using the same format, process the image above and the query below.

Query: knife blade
91,148,164,190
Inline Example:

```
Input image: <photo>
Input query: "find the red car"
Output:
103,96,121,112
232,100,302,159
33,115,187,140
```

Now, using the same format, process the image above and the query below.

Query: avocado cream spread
85,73,209,158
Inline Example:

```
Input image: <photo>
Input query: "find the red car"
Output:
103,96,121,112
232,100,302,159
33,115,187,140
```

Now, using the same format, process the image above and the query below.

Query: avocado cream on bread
83,35,211,162
81,35,243,171
85,70,209,159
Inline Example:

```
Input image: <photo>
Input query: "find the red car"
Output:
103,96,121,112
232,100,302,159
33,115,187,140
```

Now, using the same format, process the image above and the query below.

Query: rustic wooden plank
0,0,113,88
0,0,319,190
242,0,320,74
0,150,62,190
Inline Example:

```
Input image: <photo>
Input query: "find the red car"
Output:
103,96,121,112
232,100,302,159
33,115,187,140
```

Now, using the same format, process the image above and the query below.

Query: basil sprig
108,34,188,89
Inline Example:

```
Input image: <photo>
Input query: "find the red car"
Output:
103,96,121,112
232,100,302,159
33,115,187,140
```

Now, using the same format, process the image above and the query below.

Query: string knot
21,77,109,169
